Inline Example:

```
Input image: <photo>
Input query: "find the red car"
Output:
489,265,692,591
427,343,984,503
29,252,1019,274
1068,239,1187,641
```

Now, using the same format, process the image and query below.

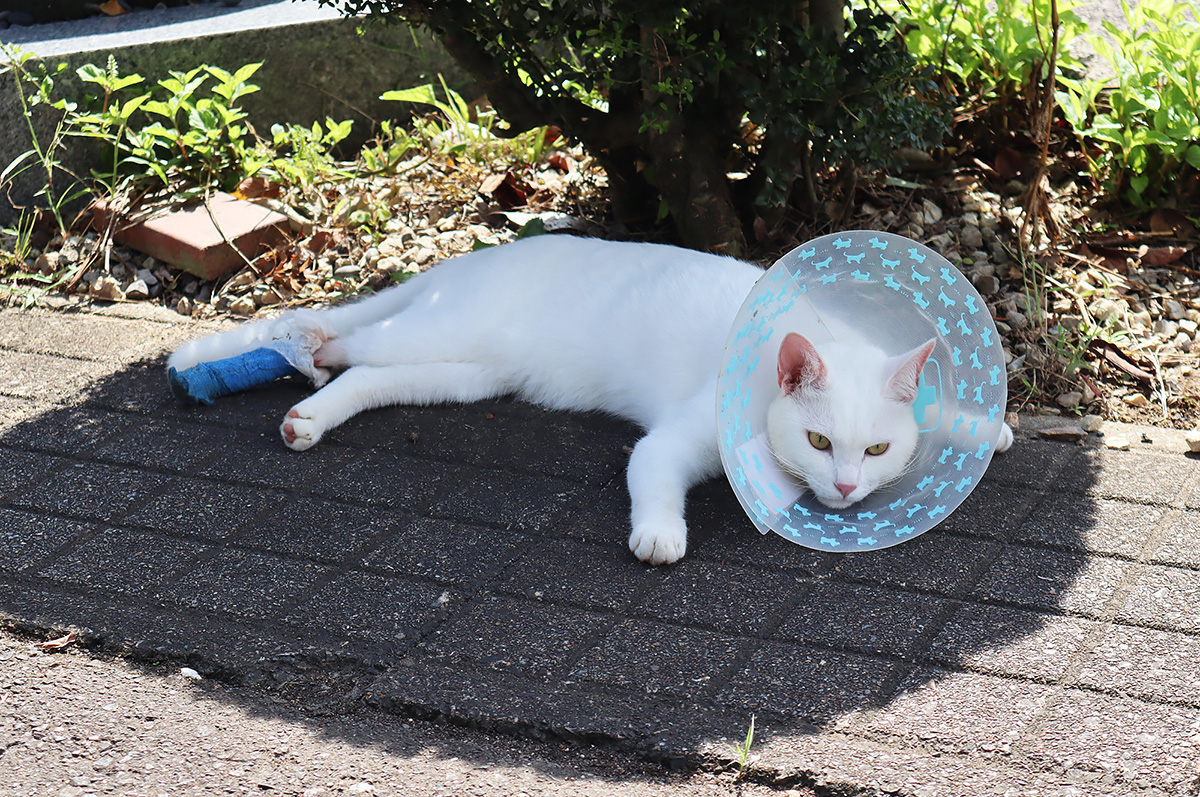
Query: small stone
180,667,201,680
254,286,285,307
225,270,257,290
1186,429,1200,453
89,275,124,301
958,225,984,251
135,267,159,286
1105,438,1132,451
1179,318,1198,336
334,264,362,278
1080,414,1104,432
1154,319,1179,338
1090,297,1124,322
229,296,257,315
124,279,151,300
176,296,193,315
1038,426,1087,443
920,198,944,226
1174,333,1192,352
35,251,65,275
972,274,1000,295
1123,393,1149,408
1007,310,1029,329
1165,298,1187,320
1056,391,1083,409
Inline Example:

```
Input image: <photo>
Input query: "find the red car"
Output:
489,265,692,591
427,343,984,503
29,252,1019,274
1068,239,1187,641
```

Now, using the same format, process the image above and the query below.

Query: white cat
169,235,1012,564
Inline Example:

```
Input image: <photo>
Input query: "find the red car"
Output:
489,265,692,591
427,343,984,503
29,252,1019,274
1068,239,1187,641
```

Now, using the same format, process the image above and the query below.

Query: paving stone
1015,496,1165,558
94,416,240,473
828,530,1000,596
3,406,135,457
35,527,209,597
1076,624,1200,704
568,619,750,698
775,581,947,658
636,558,807,635
310,447,458,513
1057,447,1191,504
0,394,37,434
935,480,1039,540
0,310,175,363
970,545,1129,618
498,538,663,611
1117,564,1200,633
77,359,176,414
0,448,69,504
716,642,902,723
859,668,1053,754
14,460,168,524
164,549,332,618
363,516,529,585
981,439,1070,489
1028,690,1200,791
192,428,339,489
682,478,803,566
427,594,606,680
232,497,402,563
0,350,113,403
123,478,283,540
1150,510,1200,567
428,465,588,532
169,377,310,430
547,483,631,548
282,570,448,646
0,508,93,573
924,603,1096,681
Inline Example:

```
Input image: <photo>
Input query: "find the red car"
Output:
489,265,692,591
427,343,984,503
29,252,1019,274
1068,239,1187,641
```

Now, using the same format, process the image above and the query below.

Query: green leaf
1186,144,1200,170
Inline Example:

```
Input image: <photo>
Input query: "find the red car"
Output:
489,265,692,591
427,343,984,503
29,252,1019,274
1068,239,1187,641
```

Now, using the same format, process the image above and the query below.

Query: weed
729,714,757,779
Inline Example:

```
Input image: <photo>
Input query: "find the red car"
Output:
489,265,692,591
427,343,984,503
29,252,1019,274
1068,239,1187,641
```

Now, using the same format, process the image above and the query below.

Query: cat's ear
777,332,827,395
884,338,937,404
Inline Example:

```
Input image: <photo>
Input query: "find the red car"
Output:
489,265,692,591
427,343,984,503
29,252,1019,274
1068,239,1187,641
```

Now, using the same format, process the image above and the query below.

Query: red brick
93,193,289,280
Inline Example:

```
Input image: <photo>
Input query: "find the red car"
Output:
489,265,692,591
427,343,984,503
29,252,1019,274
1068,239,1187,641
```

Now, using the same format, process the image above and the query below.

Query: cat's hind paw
629,520,687,565
281,406,324,451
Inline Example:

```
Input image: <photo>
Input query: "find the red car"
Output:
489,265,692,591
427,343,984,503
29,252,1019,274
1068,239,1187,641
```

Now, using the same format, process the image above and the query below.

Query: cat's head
765,332,935,509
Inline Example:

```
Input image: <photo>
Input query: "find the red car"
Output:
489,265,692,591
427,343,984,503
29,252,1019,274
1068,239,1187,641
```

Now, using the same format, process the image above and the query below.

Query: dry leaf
993,146,1027,180
1138,244,1191,267
1150,208,1196,238
35,631,77,651
98,0,131,15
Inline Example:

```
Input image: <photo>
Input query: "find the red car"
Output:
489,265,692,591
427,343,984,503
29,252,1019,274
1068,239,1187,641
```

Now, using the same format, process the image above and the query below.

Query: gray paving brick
170,379,310,430
935,480,1039,539
498,538,661,611
123,478,281,539
1015,496,1165,558
0,394,37,433
164,549,332,619
1028,690,1200,791
859,668,1053,754
568,619,749,698
35,527,209,597
282,570,447,646
0,508,92,572
1076,624,1200,704
775,581,947,658
13,460,168,524
0,448,68,504
78,359,175,414
94,416,240,473
636,558,807,635
925,603,1096,681
232,497,401,563
427,465,588,532
829,530,1000,596
0,310,173,363
308,447,459,512
0,350,113,403
716,642,902,723
982,439,1070,489
427,594,606,680
1117,564,1200,633
193,429,343,489
1058,447,1191,504
970,545,1128,618
3,406,135,457
1149,510,1200,568
362,516,529,585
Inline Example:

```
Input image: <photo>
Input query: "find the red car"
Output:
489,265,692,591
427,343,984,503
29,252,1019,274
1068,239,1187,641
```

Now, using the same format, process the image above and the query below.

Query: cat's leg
280,362,508,451
626,400,722,566
996,422,1014,452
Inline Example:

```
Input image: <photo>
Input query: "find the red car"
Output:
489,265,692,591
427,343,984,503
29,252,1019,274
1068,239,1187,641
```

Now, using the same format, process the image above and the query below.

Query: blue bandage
169,347,300,405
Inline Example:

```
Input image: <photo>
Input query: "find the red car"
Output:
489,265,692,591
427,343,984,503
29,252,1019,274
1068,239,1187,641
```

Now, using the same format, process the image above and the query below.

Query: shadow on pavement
0,353,1106,780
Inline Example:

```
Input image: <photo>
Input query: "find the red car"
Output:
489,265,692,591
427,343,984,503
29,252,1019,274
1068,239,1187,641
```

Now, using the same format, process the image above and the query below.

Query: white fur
169,235,1012,564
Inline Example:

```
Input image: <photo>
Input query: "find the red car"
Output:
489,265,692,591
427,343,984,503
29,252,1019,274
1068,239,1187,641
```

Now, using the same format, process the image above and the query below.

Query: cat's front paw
629,519,687,565
281,405,324,451
996,422,1014,453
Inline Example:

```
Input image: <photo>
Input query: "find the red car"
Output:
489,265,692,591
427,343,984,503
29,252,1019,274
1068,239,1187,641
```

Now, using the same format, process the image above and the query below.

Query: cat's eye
866,442,890,456
808,431,831,451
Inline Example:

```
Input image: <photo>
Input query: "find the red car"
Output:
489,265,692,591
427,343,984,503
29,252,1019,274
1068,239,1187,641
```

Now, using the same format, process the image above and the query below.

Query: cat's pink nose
835,482,857,499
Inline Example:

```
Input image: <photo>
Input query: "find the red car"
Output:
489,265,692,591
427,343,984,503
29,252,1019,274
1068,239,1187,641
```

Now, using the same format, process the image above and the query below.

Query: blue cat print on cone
717,230,1007,552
